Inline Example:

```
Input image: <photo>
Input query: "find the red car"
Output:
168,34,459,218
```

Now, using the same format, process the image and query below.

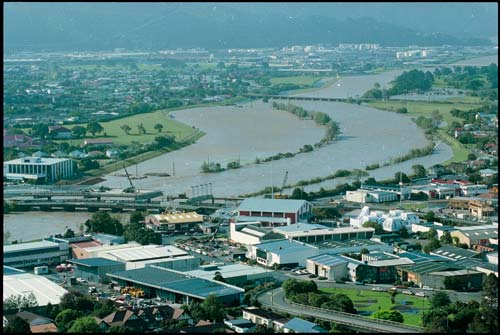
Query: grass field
320,287,428,327
52,109,197,146
60,64,163,71
366,100,478,165
270,75,322,86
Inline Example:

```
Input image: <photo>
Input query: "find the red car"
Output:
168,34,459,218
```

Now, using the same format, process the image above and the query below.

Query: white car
415,291,427,297
402,290,414,295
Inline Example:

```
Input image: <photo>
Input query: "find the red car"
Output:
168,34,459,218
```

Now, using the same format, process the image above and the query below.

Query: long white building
3,157,74,182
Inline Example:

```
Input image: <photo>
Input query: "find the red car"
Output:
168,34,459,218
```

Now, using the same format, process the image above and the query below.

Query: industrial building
145,211,204,233
182,263,272,286
448,197,497,219
229,221,284,246
3,240,69,268
3,157,74,182
345,189,398,203
306,252,414,283
450,224,498,249
3,266,68,308
430,245,482,262
248,239,318,268
106,266,244,306
411,222,458,239
273,223,374,243
68,257,126,283
237,198,313,226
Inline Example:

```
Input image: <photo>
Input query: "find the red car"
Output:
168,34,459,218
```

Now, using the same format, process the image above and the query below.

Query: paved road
258,287,426,333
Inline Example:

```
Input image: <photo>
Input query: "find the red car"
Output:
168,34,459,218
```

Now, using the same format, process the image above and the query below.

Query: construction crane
122,164,136,193
275,171,289,199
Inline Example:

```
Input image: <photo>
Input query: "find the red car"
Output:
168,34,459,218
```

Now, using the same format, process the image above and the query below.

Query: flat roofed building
249,239,318,267
346,189,398,203
3,266,68,307
3,157,74,182
4,240,69,268
237,198,313,226
106,266,243,306
273,223,374,243
145,212,204,232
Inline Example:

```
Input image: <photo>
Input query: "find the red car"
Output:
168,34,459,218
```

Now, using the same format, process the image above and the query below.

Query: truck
34,266,49,275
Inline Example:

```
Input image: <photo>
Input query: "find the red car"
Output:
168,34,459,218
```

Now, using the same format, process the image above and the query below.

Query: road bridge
244,93,369,102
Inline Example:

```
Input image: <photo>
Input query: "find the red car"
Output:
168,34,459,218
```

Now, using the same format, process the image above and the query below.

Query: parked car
402,290,414,295
371,287,385,291
309,274,318,278
415,291,427,297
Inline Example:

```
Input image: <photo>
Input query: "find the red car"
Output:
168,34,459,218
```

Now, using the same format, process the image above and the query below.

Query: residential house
282,317,327,333
99,310,148,331
224,319,256,333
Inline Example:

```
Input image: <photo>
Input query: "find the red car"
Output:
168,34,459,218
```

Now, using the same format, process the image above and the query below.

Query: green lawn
52,109,196,146
320,287,428,327
270,75,321,86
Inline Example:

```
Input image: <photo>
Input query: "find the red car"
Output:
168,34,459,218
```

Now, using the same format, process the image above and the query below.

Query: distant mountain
3,3,493,52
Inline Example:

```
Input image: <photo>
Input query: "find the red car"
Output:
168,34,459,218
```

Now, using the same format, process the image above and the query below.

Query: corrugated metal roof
151,212,204,224
308,254,348,267
238,198,309,213
107,245,188,262
3,271,68,306
107,267,243,299
69,257,124,267
255,239,316,254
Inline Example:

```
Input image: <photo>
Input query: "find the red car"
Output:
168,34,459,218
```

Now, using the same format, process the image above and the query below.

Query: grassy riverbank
365,100,478,165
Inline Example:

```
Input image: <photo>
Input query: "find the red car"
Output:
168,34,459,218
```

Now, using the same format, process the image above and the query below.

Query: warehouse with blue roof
106,266,244,306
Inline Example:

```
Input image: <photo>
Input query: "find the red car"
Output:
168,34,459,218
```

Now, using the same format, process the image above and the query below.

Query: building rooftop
272,223,328,233
431,245,480,261
255,239,317,254
397,251,449,263
107,266,243,299
275,225,374,238
184,264,269,280
149,212,204,224
238,198,309,213
284,317,326,333
4,157,70,164
243,307,283,320
106,245,188,262
311,238,383,250
398,261,462,274
3,267,68,307
4,240,61,254
68,257,124,268
308,254,349,267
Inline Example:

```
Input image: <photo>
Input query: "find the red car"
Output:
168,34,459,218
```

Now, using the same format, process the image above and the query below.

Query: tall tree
154,123,164,133
86,121,104,137
71,125,87,138
120,124,131,135
67,316,100,333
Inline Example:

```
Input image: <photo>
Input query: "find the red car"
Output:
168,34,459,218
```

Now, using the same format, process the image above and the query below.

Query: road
258,287,426,333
